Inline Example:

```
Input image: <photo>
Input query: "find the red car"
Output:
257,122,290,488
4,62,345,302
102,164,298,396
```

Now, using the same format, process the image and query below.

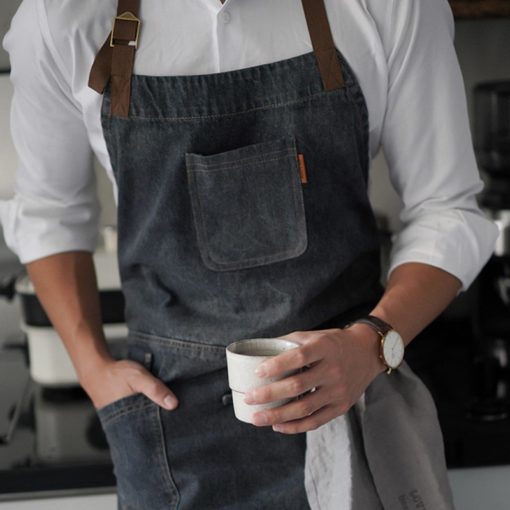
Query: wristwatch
345,315,405,374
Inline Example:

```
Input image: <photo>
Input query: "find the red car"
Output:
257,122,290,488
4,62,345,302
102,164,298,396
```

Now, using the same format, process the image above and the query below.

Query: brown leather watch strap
348,315,394,335
301,0,344,90
88,0,140,118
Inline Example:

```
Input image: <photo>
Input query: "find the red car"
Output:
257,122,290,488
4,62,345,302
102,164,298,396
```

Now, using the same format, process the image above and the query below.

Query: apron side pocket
99,396,180,510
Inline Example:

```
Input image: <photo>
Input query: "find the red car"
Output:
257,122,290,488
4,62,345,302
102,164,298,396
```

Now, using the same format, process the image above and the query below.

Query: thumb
133,368,179,411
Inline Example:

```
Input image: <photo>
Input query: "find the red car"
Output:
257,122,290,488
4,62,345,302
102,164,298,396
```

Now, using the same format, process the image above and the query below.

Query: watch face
382,330,405,369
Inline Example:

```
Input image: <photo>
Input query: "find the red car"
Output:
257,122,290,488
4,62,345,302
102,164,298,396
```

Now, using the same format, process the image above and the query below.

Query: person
0,0,499,508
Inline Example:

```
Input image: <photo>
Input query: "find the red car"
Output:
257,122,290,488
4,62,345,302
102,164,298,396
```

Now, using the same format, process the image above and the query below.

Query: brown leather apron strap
88,0,343,118
88,0,140,118
301,0,344,90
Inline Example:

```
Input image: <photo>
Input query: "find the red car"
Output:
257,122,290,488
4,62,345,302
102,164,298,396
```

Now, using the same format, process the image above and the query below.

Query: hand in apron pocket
95,346,181,510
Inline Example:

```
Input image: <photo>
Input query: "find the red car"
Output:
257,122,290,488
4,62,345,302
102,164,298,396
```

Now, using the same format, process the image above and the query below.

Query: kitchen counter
0,334,116,502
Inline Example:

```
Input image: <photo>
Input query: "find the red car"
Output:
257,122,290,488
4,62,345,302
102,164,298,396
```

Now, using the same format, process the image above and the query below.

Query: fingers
255,336,328,378
246,329,357,432
272,403,341,434
130,364,179,411
251,386,331,426
245,362,324,404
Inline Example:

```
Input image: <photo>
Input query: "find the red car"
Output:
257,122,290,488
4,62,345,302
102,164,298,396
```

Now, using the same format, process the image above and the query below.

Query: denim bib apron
86,1,455,509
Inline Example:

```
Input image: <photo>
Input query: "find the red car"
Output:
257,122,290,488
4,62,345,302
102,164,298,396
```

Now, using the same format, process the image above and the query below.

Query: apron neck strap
88,0,140,118
301,0,344,90
88,0,344,119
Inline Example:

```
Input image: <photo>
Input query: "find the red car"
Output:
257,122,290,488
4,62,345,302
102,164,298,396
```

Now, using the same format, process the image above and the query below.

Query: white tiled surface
0,494,117,510
449,465,510,510
1,466,510,509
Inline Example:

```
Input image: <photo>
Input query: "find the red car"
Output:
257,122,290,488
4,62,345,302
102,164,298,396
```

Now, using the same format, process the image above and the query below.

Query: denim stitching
156,404,181,508
187,165,212,270
128,330,228,353
113,88,349,122
99,401,154,427
186,148,295,169
188,152,295,172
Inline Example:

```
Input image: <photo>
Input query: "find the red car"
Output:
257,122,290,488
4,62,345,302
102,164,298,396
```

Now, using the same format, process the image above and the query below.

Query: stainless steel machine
470,80,510,420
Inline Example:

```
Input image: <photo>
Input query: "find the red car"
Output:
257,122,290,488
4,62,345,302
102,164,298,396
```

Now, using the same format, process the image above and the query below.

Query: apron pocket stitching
189,153,295,172
98,399,154,427
186,135,308,272
155,404,181,508
186,147,295,169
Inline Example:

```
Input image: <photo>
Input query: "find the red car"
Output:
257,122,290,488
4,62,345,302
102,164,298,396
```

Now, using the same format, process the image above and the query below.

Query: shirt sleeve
0,0,100,264
380,0,499,292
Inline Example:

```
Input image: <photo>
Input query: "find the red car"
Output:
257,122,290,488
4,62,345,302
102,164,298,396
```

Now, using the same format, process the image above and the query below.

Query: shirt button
219,11,231,23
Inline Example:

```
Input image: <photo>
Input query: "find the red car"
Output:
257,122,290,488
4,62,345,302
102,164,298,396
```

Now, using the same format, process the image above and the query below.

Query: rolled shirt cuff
387,209,500,293
0,195,100,264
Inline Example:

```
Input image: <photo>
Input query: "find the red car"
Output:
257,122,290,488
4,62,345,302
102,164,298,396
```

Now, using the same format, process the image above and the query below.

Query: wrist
344,313,406,374
76,348,115,388
368,306,408,347
342,323,387,377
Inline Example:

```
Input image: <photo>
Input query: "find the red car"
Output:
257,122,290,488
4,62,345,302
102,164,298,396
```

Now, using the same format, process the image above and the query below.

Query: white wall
0,0,20,70
0,75,16,201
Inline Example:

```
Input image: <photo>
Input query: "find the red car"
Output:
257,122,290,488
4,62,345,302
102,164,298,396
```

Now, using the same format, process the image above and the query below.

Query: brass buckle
110,11,141,48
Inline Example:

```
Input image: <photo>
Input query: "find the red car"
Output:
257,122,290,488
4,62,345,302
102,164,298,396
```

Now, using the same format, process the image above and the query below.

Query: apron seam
128,329,228,354
154,404,181,508
112,87,349,122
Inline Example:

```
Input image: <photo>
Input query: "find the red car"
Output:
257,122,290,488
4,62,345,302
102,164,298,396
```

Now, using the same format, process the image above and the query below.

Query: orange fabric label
297,153,308,184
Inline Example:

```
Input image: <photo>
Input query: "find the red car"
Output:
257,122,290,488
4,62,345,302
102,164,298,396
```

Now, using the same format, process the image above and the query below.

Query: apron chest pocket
185,135,308,271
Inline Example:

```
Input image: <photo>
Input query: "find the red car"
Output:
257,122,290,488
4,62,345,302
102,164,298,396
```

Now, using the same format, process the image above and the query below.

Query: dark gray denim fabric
100,48,382,345
98,332,312,510
97,47,384,509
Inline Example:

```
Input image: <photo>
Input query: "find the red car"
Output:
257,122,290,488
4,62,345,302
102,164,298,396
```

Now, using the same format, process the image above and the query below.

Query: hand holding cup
225,338,301,423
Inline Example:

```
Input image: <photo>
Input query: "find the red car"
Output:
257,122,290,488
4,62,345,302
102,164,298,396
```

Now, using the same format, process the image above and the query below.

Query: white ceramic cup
225,337,301,423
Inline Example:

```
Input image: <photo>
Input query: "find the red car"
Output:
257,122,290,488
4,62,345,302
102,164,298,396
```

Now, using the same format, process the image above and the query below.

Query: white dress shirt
0,0,499,291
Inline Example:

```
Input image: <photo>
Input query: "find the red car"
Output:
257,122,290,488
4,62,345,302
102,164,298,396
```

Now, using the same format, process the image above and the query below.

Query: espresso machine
470,81,510,420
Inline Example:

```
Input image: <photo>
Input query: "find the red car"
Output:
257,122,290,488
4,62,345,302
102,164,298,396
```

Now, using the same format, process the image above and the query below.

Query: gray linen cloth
304,361,456,510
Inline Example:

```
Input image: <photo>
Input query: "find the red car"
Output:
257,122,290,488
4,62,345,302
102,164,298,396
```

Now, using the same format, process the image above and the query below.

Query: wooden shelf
450,0,510,19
